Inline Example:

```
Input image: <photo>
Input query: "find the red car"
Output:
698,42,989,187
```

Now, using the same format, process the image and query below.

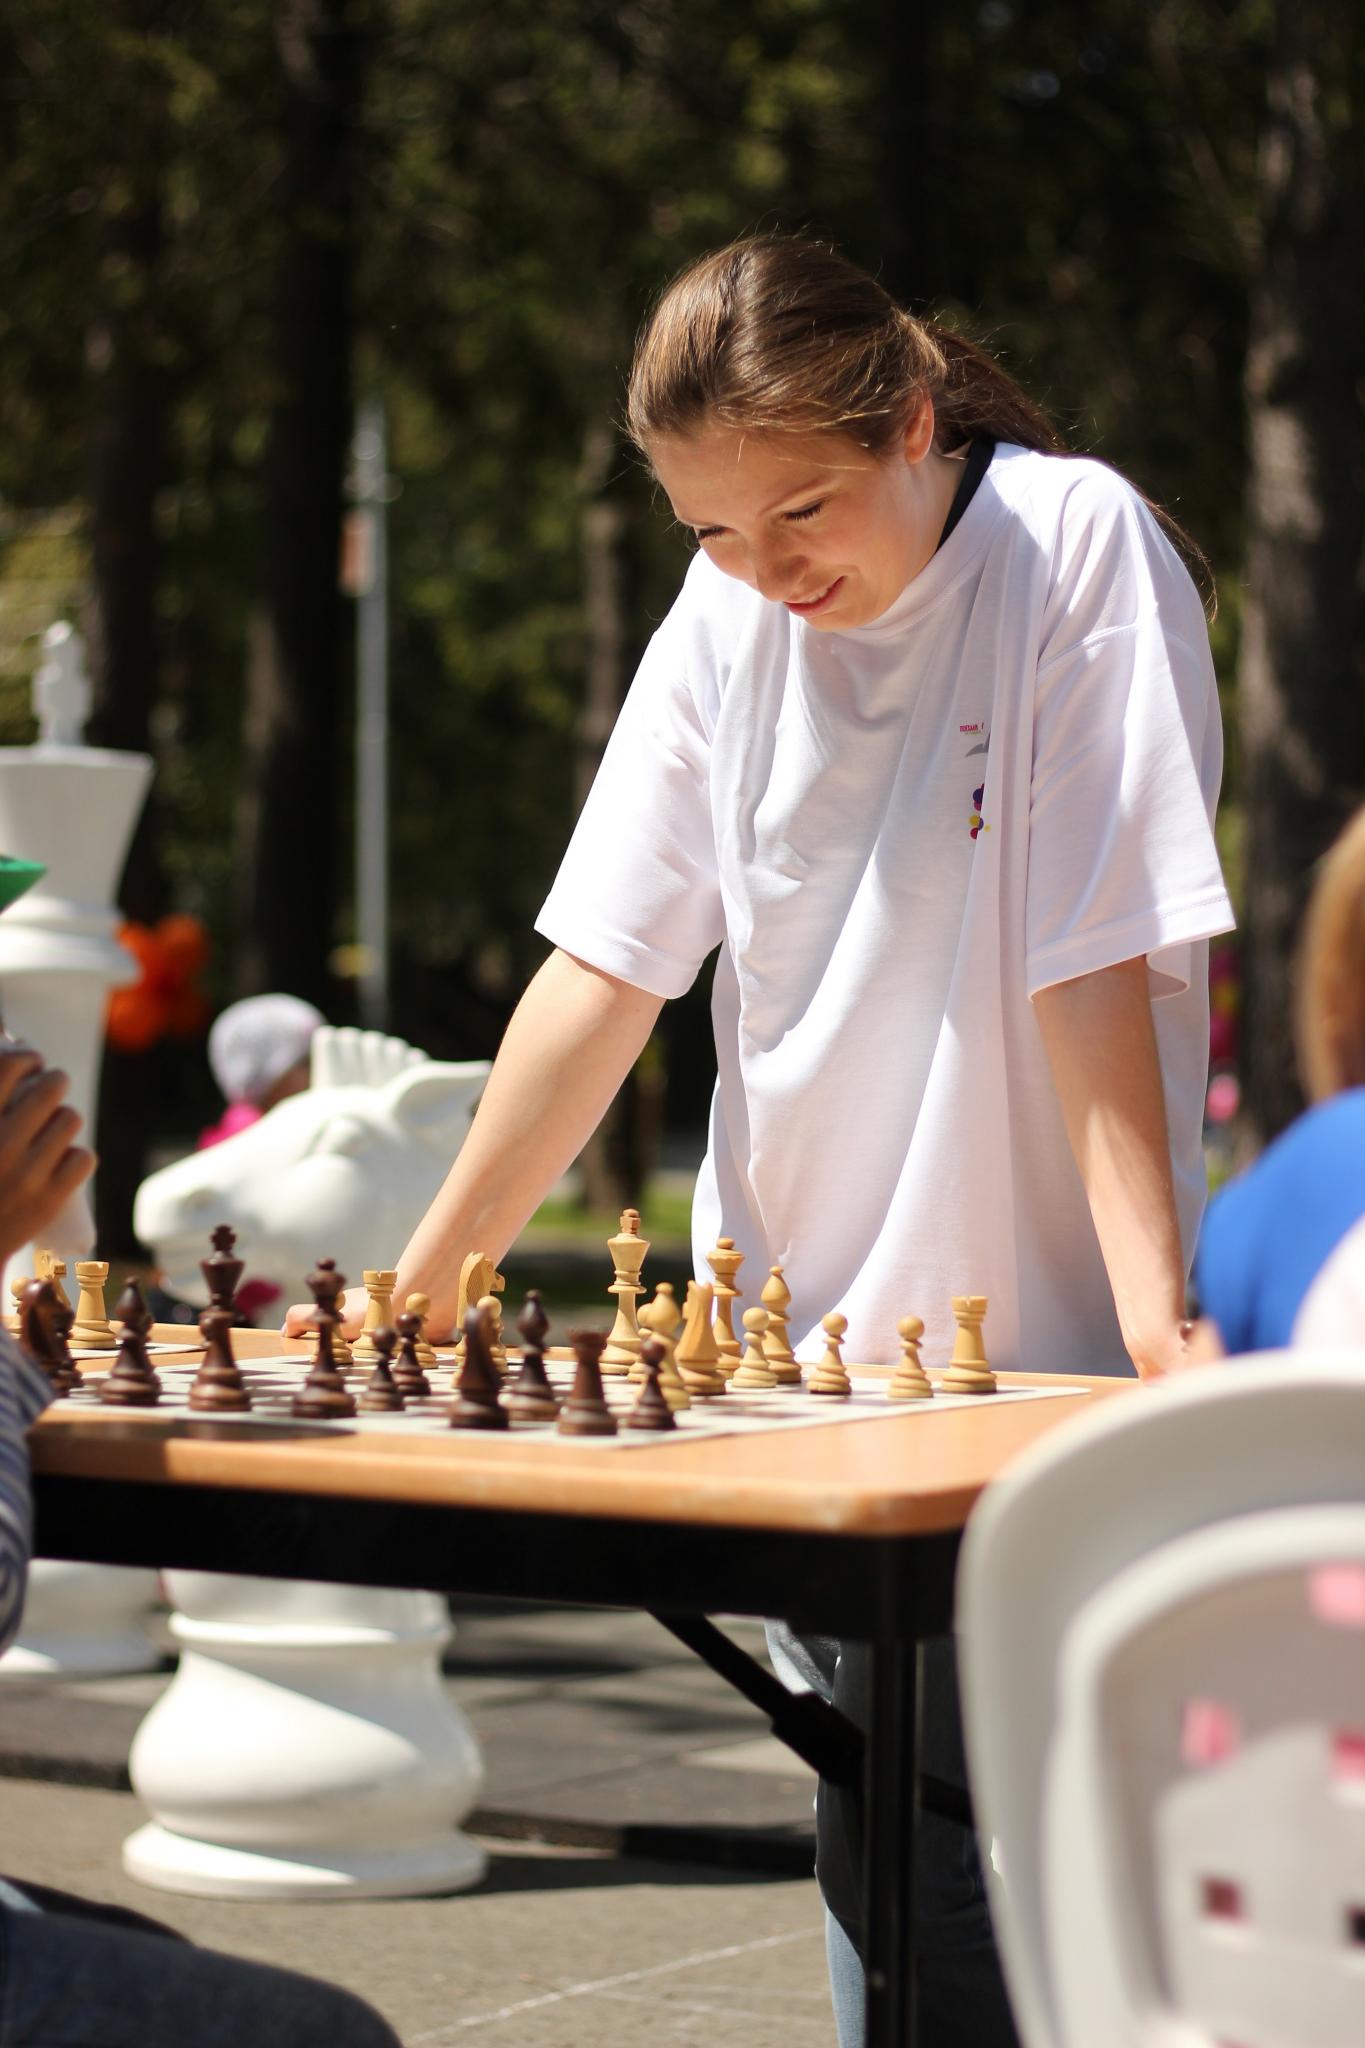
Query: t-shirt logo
969,782,989,840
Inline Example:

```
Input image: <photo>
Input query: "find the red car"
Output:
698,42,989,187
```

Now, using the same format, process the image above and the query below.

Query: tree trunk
84,68,171,1256
1238,3,1365,1143
573,414,659,1214
236,0,361,1006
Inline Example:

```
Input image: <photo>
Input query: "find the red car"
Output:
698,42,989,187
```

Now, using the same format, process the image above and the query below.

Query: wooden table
30,1327,1131,2046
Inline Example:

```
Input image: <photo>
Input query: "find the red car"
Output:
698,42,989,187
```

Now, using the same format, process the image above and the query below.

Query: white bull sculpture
134,1024,490,1305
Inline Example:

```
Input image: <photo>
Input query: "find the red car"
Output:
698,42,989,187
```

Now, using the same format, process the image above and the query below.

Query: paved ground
0,1603,832,2045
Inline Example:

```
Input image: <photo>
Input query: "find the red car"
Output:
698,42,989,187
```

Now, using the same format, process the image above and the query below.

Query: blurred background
0,0,1361,1260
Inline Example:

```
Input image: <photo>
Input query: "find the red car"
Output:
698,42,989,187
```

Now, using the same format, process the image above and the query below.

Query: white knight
134,1026,489,1303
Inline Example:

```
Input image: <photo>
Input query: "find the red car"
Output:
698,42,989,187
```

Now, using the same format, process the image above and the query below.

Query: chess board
48,1349,1084,1449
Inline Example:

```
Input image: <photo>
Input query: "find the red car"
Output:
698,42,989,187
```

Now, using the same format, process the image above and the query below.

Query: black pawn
625,1338,676,1433
392,1310,431,1398
49,1294,82,1395
189,1304,251,1413
557,1329,617,1437
18,1279,78,1395
359,1326,405,1413
201,1223,244,1317
449,1306,508,1430
293,1258,357,1420
100,1281,162,1407
506,1290,559,1423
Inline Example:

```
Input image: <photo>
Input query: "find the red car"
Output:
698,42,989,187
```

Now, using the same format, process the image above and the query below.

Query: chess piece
449,1306,508,1430
71,1260,117,1351
732,1306,777,1390
625,1338,677,1432
476,1295,507,1377
942,1295,996,1394
808,1311,852,1397
293,1259,357,1419
48,1291,81,1393
7,1271,30,1333
888,1315,933,1400
705,1237,744,1376
557,1330,617,1437
359,1326,405,1413
100,1281,162,1406
34,1249,72,1313
404,1292,438,1368
760,1266,801,1384
675,1281,725,1397
188,1305,252,1413
506,1291,559,1423
201,1223,244,1316
392,1309,432,1398
453,1252,502,1363
19,1278,78,1394
601,1208,649,1376
353,1269,399,1363
636,1282,689,1410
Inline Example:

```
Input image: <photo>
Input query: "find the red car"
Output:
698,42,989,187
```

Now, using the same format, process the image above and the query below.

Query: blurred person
1192,806,1365,1353
198,993,324,1149
289,234,1233,2047
0,1039,400,2048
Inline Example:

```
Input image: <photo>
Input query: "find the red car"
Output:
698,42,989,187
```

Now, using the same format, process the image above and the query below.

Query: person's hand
1130,1316,1225,1379
282,1284,367,1340
0,1047,94,1264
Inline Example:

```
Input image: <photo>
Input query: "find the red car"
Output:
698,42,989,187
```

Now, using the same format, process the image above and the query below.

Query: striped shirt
0,1330,54,1654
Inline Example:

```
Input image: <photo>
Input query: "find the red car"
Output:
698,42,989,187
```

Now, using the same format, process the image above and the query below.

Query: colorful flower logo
969,783,988,839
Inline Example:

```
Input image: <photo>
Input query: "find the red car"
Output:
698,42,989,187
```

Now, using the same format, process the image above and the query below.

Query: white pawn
808,1312,851,1398
477,1294,508,1377
888,1315,933,1400
404,1292,439,1368
732,1306,777,1390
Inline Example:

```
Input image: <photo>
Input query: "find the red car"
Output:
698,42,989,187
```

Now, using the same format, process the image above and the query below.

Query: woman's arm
1032,956,1192,1379
285,948,664,1338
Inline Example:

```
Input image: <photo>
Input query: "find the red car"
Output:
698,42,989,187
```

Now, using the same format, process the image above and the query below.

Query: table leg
862,1638,921,2048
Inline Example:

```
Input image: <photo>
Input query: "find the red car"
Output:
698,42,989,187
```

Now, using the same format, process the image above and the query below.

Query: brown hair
627,235,1211,599
1296,807,1365,1101
628,235,1061,457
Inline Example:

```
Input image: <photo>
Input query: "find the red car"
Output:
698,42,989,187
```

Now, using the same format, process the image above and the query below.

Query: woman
292,234,1234,2044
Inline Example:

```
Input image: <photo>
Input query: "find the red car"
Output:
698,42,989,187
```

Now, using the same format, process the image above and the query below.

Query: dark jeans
766,1626,1019,2048
0,1879,400,2048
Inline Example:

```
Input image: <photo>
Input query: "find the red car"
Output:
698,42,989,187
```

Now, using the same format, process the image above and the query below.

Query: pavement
0,1602,831,2045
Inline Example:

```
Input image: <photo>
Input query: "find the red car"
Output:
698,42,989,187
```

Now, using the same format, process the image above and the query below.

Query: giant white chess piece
127,1028,492,1898
134,1025,489,1302
0,623,159,1680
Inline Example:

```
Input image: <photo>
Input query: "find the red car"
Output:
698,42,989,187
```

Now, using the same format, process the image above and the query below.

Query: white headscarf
208,994,324,1106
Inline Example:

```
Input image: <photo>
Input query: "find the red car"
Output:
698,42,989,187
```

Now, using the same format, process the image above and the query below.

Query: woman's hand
0,1046,95,1264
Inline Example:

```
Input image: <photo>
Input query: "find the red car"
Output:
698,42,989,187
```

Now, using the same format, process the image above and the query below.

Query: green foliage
0,0,1272,1088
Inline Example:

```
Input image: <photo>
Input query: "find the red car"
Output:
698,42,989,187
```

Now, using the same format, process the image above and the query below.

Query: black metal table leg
863,1638,921,2048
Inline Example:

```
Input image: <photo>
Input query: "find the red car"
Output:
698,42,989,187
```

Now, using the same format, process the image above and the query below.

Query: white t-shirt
537,444,1235,1373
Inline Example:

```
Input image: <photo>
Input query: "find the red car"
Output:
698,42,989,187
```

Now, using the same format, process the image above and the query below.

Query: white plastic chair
957,1354,1365,2048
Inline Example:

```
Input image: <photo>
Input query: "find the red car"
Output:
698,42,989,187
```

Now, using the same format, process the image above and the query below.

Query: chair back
957,1355,1365,2048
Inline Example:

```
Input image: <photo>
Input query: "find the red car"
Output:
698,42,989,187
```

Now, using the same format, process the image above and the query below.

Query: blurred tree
1238,0,1365,1141
236,0,364,1004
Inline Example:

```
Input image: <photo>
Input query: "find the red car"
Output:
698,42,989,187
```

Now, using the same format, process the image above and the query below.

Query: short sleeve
536,588,726,1000
1024,489,1234,998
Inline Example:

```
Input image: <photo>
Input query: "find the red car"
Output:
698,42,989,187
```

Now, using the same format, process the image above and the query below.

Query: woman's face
649,409,960,630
